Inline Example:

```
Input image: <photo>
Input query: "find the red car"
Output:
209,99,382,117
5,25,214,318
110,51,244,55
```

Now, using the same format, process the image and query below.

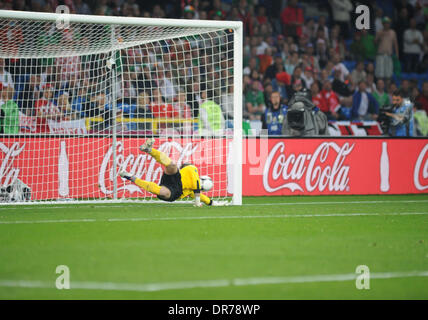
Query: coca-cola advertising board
244,138,428,196
1,137,427,201
0,137,230,200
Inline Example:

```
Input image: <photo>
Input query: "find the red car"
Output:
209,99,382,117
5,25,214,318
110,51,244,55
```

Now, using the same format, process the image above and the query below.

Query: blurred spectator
320,80,341,120
350,32,365,62
199,89,224,135
262,91,288,135
311,82,328,113
173,90,192,119
258,47,273,74
0,21,24,58
305,43,320,73
57,92,76,120
400,79,412,98
384,90,414,136
301,66,315,88
221,84,234,124
273,71,290,101
416,81,428,113
75,0,92,15
394,7,410,60
329,0,353,39
403,18,424,73
350,61,367,86
284,51,299,75
302,18,317,42
375,17,399,80
374,6,384,33
332,53,350,82
372,79,390,109
0,58,13,89
135,91,152,118
34,84,63,133
314,15,330,43
332,69,353,101
158,69,178,103
0,84,19,134
366,73,376,93
264,54,286,81
413,102,428,136
361,29,377,62
280,0,304,39
411,86,420,103
388,82,399,102
71,83,88,118
287,78,304,99
116,70,137,105
351,81,380,121
244,56,258,76
208,0,226,20
329,24,346,60
245,79,265,120
365,61,375,77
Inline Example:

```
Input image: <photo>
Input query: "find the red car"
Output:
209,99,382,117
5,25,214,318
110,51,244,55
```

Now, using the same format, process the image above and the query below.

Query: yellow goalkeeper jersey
179,164,211,205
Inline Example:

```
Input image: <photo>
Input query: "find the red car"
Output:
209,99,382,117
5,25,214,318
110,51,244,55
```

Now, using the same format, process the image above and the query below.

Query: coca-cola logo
263,142,354,193
98,141,199,195
414,144,428,191
0,142,25,187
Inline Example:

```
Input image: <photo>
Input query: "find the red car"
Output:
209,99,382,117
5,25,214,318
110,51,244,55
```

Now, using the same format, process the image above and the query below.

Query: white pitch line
1,270,428,293
1,199,428,211
0,211,427,225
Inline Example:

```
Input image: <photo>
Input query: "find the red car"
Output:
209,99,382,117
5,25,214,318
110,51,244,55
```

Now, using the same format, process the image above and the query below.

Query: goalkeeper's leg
119,171,171,199
140,138,178,175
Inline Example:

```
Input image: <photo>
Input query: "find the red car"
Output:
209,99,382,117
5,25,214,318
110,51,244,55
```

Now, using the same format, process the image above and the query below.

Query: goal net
0,10,242,205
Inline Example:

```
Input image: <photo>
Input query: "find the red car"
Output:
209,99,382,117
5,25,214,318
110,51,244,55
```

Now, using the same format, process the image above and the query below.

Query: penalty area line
1,199,428,211
0,270,428,293
0,211,428,225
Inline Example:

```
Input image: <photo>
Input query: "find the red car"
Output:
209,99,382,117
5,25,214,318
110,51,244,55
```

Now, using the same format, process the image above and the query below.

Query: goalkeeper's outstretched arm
193,192,213,207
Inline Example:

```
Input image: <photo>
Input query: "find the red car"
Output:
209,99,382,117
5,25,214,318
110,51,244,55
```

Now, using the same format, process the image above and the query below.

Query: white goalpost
0,10,242,205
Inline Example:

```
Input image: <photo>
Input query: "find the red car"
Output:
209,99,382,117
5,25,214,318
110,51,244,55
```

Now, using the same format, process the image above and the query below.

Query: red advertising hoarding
0,137,229,201
243,139,428,196
0,137,427,201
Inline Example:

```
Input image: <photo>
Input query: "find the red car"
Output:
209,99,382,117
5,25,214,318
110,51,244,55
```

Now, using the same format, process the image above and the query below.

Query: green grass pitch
0,194,427,300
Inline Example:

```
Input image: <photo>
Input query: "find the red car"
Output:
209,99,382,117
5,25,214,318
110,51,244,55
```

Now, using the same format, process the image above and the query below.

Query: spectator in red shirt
417,81,428,113
256,6,268,25
311,82,328,113
280,0,304,39
320,80,341,120
34,84,63,133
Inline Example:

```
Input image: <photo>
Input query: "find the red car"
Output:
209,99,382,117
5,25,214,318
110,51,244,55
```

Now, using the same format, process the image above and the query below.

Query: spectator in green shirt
350,32,366,62
413,102,428,136
361,29,376,61
199,89,225,135
372,79,390,108
245,80,265,121
0,84,20,134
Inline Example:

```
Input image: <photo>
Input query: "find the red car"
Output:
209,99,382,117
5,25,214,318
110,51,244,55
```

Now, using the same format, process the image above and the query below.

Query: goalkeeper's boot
119,170,133,181
140,138,155,153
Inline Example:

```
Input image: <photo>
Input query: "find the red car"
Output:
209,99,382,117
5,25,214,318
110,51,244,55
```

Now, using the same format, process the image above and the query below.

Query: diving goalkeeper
120,138,213,207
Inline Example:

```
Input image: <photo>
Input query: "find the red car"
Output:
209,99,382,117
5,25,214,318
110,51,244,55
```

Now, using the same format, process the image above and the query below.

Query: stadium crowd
0,0,428,136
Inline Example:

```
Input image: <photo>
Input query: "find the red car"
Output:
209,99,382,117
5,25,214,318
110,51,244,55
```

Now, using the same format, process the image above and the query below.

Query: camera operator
383,90,414,137
281,88,330,136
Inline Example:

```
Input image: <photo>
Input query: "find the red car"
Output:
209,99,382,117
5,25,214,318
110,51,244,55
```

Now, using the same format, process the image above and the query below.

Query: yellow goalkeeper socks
149,148,172,167
135,178,162,195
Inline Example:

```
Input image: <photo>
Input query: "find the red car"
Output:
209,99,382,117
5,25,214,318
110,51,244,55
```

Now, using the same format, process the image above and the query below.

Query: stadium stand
0,0,427,136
